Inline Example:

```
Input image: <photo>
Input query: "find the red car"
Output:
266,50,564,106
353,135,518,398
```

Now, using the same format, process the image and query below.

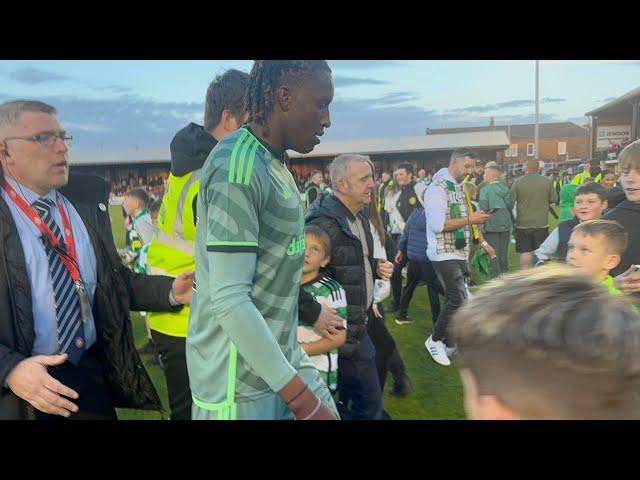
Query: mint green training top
187,127,309,406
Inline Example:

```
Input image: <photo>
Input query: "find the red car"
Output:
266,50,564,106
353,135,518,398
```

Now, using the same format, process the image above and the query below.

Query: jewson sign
597,125,631,149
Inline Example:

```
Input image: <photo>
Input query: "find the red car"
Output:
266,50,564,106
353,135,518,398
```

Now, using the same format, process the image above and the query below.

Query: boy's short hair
126,187,150,208
304,225,331,257
602,169,616,177
451,264,640,419
618,139,640,172
572,219,627,256
575,182,607,202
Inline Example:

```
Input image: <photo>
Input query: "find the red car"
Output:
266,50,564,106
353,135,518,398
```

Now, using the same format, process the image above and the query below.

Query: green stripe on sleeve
235,137,255,184
243,140,260,185
228,129,249,183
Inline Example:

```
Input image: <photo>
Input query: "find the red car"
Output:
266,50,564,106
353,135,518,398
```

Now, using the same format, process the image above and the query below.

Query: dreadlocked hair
244,60,332,128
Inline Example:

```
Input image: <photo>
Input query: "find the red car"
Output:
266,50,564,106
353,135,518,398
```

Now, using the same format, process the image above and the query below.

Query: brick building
427,122,589,172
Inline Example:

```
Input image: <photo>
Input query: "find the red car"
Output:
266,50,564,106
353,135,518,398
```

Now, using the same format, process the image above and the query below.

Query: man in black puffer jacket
306,154,394,420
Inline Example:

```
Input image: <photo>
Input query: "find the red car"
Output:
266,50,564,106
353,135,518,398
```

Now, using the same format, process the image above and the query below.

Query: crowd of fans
110,173,167,199
3,61,640,422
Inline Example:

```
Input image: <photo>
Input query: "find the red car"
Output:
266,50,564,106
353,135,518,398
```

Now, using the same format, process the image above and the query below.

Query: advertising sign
597,125,631,149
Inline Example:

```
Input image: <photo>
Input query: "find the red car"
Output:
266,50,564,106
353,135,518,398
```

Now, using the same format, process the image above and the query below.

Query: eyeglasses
2,130,73,149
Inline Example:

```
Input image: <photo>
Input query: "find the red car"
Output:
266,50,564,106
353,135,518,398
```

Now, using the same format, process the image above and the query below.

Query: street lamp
535,60,539,161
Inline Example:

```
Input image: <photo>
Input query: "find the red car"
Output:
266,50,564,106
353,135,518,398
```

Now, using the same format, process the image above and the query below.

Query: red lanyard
2,182,80,282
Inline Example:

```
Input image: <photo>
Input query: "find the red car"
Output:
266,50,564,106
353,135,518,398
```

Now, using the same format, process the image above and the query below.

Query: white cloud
62,120,110,133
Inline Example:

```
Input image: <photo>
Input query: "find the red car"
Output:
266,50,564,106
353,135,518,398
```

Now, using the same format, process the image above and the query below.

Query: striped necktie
32,197,85,365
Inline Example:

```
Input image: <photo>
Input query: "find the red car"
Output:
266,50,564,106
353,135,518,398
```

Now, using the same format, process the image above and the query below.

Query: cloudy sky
1,60,638,149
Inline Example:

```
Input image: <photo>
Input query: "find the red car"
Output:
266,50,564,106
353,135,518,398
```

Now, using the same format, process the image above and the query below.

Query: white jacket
384,188,404,235
370,222,390,303
383,183,427,235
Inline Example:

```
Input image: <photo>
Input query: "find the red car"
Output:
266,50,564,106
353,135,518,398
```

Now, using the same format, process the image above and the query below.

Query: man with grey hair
0,100,193,419
306,154,394,420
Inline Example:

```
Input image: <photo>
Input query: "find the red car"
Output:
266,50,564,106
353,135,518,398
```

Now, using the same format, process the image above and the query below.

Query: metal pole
507,124,511,171
632,101,639,142
535,60,540,161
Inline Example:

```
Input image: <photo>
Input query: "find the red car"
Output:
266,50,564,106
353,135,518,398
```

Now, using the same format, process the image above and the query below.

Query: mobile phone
488,208,500,214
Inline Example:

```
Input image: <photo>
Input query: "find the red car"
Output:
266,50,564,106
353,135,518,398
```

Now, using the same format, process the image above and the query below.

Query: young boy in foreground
566,219,627,296
535,182,607,264
297,226,347,394
451,264,640,419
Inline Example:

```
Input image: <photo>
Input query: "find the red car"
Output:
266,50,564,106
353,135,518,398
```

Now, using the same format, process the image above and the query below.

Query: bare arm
443,217,473,232
443,211,490,231
300,330,346,357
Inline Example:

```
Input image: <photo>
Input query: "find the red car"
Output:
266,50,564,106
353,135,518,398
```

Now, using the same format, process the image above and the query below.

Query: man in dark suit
0,100,193,420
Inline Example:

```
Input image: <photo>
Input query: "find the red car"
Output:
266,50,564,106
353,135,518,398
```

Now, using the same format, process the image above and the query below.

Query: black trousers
366,307,399,392
431,260,469,347
398,260,444,324
390,234,408,306
151,330,192,420
337,333,383,420
34,346,117,420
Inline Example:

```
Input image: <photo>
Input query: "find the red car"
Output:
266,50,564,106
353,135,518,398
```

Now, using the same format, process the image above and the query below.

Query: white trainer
445,345,458,357
425,335,451,366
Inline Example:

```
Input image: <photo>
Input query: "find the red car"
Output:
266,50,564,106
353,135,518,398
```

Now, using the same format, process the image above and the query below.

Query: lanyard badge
75,281,91,325
3,182,91,323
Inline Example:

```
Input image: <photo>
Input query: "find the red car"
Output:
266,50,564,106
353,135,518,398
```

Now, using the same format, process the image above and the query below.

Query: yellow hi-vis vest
572,170,602,185
146,170,201,338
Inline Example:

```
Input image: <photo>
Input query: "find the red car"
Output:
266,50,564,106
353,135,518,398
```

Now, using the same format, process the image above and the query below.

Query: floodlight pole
535,60,540,161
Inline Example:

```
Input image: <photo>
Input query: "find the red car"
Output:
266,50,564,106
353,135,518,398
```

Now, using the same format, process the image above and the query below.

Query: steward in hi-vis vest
145,125,213,421
144,66,250,420
146,124,212,339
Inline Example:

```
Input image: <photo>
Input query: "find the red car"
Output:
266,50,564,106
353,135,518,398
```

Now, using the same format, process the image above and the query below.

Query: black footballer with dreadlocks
244,61,334,156
245,60,332,127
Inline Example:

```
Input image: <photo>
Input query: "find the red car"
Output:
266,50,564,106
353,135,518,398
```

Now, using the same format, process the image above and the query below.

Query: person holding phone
605,140,640,303
479,165,512,278
424,149,495,367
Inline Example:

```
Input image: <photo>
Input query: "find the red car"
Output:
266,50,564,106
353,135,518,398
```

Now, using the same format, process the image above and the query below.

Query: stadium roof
69,131,510,165
426,122,588,139
70,147,171,166
287,131,510,159
585,86,640,116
